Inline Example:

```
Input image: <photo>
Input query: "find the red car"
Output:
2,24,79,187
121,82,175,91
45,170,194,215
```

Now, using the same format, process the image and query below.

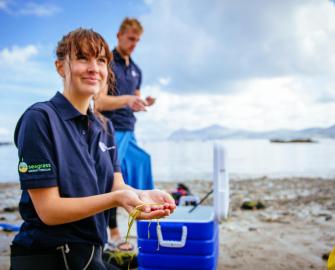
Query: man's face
117,28,141,56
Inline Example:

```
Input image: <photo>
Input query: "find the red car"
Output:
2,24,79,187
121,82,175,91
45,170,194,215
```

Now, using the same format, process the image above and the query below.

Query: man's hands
145,96,156,106
127,96,146,112
127,95,156,112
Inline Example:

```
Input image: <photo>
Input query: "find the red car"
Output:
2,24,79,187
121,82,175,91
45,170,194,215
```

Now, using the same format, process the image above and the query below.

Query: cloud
136,76,335,140
17,2,61,16
2,1,335,139
0,44,61,108
0,44,57,81
0,44,61,141
138,0,335,94
0,44,41,86
158,77,170,86
131,0,335,137
0,44,49,86
0,45,38,65
0,1,61,17
0,0,9,10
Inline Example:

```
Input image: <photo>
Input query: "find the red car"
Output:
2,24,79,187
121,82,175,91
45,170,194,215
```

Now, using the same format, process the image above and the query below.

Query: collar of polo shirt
51,92,96,122
113,48,134,66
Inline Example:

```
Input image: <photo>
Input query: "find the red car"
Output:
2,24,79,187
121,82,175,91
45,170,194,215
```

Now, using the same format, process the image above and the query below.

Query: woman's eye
98,58,107,63
77,55,87,61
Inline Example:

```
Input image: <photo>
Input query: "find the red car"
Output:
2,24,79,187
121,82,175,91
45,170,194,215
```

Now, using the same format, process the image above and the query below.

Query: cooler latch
156,225,187,248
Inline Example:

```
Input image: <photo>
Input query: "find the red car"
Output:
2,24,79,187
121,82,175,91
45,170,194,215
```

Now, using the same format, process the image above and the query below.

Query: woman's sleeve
106,121,121,173
15,108,59,190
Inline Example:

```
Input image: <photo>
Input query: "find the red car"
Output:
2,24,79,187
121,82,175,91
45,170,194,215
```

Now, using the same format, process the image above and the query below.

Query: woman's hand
113,189,175,220
138,189,176,214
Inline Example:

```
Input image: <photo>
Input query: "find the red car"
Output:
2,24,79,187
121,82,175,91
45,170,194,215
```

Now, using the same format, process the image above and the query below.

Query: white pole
213,144,230,222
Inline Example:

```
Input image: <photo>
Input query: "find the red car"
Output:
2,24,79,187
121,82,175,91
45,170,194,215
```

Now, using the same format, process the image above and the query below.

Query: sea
1,138,334,183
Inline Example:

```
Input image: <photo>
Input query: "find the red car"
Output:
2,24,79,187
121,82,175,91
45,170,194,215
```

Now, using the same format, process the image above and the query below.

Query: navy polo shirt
13,92,120,248
102,48,142,131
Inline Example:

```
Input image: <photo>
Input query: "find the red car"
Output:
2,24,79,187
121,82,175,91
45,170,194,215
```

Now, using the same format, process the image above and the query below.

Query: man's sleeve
136,67,142,90
16,109,58,190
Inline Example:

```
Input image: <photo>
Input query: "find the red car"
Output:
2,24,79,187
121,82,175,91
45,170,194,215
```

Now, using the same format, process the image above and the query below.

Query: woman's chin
80,86,100,97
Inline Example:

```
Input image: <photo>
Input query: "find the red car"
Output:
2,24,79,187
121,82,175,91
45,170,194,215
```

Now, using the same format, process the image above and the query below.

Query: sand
0,177,334,270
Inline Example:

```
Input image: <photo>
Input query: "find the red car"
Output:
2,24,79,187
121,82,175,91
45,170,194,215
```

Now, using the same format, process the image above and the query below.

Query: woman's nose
87,59,98,72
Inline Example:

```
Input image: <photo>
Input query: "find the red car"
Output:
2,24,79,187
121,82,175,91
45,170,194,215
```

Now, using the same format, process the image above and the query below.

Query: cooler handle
156,225,187,248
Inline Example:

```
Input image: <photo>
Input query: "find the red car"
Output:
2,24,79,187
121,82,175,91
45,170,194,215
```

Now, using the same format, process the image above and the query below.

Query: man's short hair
119,17,143,35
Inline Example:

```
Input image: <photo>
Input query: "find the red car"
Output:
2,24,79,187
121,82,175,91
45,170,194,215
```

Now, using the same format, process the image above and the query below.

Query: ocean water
1,139,334,183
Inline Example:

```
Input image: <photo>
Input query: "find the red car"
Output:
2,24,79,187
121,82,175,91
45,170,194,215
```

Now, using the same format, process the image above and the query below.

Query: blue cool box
136,206,219,270
137,145,229,270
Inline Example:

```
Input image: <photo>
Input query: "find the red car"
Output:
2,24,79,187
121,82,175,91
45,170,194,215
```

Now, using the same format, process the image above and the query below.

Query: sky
1,0,335,141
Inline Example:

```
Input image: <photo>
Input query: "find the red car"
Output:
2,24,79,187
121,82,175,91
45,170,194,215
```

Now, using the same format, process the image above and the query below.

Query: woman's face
58,48,108,97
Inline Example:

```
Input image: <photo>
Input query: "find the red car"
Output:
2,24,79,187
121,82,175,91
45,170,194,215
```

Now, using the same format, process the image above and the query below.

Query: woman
10,28,175,270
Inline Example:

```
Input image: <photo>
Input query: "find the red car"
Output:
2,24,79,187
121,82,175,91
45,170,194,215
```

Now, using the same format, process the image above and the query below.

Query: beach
0,177,334,270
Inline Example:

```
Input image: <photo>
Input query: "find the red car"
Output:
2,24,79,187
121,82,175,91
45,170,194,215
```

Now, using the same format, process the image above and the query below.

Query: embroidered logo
18,159,52,174
99,141,115,152
18,161,28,173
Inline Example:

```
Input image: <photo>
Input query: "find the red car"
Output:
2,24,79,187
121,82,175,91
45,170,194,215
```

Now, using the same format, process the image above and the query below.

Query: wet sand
0,177,334,270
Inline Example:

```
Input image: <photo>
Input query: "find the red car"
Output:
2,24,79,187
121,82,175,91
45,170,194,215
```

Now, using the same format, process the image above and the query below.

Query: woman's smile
82,76,100,85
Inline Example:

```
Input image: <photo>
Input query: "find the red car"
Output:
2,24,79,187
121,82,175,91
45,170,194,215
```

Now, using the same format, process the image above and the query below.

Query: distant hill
168,124,335,141
0,141,13,146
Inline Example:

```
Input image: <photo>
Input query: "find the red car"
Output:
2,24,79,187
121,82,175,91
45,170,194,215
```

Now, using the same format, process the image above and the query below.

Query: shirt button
82,130,86,135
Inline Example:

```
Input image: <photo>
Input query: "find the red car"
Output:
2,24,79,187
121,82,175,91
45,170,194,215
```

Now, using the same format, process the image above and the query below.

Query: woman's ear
55,60,65,78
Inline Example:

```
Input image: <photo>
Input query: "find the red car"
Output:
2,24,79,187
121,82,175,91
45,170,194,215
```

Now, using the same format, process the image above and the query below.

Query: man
95,18,155,252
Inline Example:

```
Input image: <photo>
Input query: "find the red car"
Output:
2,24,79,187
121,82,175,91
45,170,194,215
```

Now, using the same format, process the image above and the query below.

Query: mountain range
168,124,335,141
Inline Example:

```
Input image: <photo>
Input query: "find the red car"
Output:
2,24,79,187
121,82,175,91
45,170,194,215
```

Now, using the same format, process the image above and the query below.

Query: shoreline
0,177,334,269
2,175,335,185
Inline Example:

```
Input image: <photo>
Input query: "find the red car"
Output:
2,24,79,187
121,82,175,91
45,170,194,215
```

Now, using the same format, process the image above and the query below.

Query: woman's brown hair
56,28,114,128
